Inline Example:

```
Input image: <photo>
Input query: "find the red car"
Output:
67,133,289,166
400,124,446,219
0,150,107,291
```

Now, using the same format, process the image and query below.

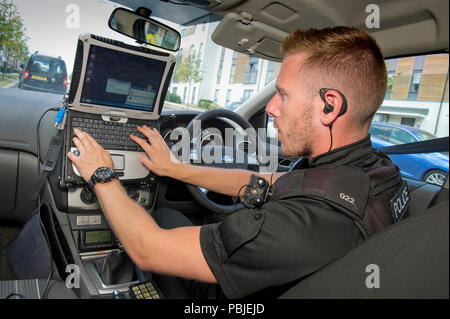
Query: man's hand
67,129,114,183
130,125,182,178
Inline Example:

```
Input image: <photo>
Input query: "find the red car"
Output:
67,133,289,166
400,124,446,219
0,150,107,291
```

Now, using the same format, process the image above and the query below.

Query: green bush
207,103,221,110
198,99,213,109
165,93,182,104
198,99,221,110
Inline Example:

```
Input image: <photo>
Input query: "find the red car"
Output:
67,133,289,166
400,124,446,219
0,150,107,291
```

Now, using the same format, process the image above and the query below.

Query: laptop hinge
102,111,128,123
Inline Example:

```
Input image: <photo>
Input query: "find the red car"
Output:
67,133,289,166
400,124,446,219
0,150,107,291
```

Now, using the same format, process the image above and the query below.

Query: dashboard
0,88,242,223
0,88,253,297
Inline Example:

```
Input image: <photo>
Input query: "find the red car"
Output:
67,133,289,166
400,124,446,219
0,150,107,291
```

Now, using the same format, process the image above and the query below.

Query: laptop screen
80,45,167,112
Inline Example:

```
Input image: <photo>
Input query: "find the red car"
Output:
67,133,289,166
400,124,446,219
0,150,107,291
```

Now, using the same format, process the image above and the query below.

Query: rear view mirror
108,7,181,52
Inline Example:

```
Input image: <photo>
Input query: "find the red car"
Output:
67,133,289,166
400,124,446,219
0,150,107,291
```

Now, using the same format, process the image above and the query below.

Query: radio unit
78,229,117,252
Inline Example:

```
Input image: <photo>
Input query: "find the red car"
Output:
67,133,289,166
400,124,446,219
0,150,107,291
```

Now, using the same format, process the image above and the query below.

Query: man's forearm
93,179,216,282
93,179,159,267
171,163,284,197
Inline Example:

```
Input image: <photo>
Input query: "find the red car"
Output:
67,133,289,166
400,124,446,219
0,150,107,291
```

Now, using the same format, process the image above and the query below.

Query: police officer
68,26,406,298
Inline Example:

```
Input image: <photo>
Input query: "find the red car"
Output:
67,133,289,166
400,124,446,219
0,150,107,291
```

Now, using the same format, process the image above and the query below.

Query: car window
369,125,392,142
387,128,417,144
372,53,449,186
28,56,67,76
414,131,437,141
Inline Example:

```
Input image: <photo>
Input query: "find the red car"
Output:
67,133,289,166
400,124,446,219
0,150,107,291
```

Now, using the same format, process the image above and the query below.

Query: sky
13,0,181,74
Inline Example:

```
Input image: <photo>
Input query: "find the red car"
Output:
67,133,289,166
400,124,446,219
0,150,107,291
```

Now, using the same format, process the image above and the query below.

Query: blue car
370,122,448,186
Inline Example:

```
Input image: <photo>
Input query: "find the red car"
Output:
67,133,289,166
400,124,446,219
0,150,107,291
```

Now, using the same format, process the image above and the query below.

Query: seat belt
377,136,449,154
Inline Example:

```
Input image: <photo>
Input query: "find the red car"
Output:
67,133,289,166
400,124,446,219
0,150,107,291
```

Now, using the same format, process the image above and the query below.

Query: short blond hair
281,27,387,126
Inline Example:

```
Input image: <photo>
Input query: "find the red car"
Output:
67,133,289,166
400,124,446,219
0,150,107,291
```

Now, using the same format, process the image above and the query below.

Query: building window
375,113,390,123
229,52,237,83
172,87,177,95
198,43,204,60
225,89,232,107
408,71,422,100
242,89,253,102
216,48,225,84
244,56,258,84
400,117,416,127
265,61,275,84
408,55,426,101
191,87,197,104
183,87,187,103
214,89,219,104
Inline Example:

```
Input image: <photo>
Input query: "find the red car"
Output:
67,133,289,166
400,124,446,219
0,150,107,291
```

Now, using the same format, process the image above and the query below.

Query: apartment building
168,16,281,108
377,54,449,137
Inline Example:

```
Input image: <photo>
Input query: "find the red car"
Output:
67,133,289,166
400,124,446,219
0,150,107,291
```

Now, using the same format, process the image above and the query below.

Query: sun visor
368,15,446,58
211,12,287,61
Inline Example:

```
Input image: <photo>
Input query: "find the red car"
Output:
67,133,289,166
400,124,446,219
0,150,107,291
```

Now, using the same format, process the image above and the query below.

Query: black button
254,213,262,220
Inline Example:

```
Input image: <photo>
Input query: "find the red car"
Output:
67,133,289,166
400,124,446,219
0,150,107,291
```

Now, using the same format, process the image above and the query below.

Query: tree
385,61,402,94
173,53,204,108
0,2,29,76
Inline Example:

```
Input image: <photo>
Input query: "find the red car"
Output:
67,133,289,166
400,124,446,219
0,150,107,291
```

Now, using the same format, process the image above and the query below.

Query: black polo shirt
199,136,376,298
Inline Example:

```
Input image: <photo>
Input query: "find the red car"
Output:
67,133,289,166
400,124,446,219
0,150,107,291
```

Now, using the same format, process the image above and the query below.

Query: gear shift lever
95,250,135,285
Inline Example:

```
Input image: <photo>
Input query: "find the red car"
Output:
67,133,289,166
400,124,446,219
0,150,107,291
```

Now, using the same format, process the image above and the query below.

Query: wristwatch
89,167,117,189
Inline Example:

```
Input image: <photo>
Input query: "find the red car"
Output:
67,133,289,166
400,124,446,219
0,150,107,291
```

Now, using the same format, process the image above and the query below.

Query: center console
42,33,175,298
64,180,157,296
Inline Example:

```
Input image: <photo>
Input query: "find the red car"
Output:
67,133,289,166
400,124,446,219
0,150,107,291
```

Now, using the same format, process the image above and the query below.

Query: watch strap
89,167,117,189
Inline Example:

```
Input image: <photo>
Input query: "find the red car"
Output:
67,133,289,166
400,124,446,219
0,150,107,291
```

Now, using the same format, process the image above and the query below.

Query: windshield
28,56,67,76
414,131,437,141
4,0,277,112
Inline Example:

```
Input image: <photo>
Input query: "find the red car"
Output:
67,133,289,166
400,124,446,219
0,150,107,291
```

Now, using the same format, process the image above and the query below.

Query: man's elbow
132,252,218,284
132,250,158,272
134,255,152,272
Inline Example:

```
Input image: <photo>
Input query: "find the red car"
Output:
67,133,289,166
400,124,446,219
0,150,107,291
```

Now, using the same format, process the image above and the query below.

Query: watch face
95,167,113,179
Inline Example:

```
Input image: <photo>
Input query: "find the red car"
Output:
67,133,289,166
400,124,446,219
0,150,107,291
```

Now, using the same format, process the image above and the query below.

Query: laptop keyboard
71,117,148,151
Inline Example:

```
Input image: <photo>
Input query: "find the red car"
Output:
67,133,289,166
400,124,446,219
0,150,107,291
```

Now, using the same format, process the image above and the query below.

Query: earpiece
319,88,348,116
320,88,348,152
319,88,334,114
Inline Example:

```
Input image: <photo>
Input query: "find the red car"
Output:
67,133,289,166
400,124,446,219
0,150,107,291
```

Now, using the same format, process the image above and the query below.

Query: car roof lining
112,0,449,61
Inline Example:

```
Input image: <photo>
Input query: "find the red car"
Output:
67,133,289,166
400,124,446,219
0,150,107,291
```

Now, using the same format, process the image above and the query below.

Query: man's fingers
130,134,153,153
137,125,153,138
137,126,164,145
67,151,79,164
139,153,155,171
152,128,167,145
73,129,95,150
72,136,86,154
84,130,102,149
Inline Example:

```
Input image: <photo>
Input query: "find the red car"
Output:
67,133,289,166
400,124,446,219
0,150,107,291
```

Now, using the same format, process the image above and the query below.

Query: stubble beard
280,106,315,158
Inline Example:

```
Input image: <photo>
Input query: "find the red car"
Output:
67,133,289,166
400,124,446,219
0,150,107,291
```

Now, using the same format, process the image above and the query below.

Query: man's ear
319,89,346,127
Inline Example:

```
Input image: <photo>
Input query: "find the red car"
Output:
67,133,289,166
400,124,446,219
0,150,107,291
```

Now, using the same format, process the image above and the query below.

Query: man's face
266,53,318,158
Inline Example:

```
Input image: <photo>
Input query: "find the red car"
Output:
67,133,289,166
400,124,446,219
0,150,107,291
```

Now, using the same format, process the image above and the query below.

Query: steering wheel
184,109,264,214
